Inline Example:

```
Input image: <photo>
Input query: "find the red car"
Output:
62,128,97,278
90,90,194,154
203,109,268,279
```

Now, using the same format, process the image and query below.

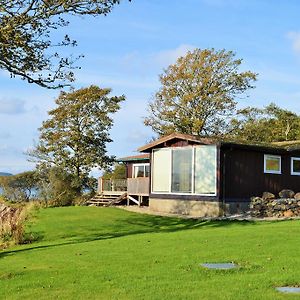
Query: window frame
263,154,281,174
151,146,217,196
291,157,300,176
132,163,150,178
171,147,193,194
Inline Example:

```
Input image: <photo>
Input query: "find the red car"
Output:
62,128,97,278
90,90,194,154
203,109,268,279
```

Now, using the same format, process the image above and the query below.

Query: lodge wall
149,198,222,217
125,159,149,179
220,147,300,202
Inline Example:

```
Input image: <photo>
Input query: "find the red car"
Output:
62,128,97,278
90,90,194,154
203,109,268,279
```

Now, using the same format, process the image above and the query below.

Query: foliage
102,163,126,180
36,167,80,206
0,0,125,88
30,85,125,192
1,207,300,299
231,103,300,142
144,48,257,136
0,201,38,246
83,177,98,195
0,171,38,202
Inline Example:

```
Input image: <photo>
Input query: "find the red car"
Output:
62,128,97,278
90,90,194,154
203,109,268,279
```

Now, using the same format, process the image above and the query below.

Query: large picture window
152,149,171,193
291,157,300,175
194,146,217,194
264,154,281,174
152,145,217,195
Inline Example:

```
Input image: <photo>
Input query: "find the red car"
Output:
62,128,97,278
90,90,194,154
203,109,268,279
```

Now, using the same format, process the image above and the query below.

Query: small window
264,154,281,174
291,157,300,175
133,163,150,178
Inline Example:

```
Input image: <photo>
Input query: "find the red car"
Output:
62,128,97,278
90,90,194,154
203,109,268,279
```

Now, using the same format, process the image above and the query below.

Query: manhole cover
276,287,300,293
200,263,237,270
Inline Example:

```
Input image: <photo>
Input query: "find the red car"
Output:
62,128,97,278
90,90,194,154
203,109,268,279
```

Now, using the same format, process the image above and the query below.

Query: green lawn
0,206,300,299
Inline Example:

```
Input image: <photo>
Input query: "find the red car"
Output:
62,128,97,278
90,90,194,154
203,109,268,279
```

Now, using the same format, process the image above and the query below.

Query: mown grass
0,206,300,299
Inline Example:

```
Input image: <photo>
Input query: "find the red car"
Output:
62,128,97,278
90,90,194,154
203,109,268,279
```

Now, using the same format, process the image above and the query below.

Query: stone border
117,205,300,221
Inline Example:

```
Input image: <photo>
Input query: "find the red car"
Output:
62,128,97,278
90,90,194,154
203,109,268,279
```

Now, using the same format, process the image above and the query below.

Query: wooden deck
98,177,149,196
90,177,150,207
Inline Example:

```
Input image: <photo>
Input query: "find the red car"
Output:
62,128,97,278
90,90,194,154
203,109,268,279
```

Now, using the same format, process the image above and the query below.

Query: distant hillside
0,172,12,176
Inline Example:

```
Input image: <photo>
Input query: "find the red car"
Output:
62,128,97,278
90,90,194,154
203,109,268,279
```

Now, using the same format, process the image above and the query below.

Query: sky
1,0,300,175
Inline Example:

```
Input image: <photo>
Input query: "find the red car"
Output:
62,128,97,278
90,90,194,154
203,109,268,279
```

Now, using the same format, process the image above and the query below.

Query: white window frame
264,154,281,174
132,163,150,178
291,157,300,176
151,146,217,196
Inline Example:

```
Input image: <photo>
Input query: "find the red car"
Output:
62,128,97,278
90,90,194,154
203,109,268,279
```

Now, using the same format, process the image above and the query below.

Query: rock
279,189,295,199
283,210,294,218
262,192,275,200
294,192,300,200
250,194,300,218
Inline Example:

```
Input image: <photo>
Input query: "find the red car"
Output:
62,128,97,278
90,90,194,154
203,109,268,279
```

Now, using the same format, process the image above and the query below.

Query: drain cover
200,263,237,270
276,287,300,293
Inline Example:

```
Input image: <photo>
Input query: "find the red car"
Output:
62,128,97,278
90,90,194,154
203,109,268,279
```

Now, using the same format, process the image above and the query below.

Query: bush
0,201,38,246
37,167,80,207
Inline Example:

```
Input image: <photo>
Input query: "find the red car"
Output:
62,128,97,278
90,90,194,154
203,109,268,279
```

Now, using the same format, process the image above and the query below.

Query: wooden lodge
138,133,300,216
91,133,300,217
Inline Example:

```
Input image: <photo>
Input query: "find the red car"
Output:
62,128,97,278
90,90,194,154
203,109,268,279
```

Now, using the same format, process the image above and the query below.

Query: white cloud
0,132,11,139
287,31,300,54
154,44,197,67
0,98,26,114
259,68,300,85
125,129,150,144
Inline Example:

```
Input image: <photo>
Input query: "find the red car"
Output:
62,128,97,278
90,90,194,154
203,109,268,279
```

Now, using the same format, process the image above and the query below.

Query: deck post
98,177,103,193
110,179,113,192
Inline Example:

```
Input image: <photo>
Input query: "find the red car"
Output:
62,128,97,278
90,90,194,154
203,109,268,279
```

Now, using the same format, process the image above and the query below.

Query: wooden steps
86,192,127,206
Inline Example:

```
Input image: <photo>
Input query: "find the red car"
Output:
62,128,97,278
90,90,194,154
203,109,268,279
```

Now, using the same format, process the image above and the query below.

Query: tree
0,0,125,88
30,85,125,191
0,171,38,202
144,48,257,136
231,103,300,143
102,163,126,180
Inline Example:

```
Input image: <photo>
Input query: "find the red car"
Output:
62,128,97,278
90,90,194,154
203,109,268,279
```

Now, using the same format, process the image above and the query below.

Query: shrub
0,201,38,246
37,167,79,207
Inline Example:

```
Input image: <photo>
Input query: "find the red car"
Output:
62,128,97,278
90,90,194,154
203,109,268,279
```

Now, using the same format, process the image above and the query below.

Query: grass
0,206,300,299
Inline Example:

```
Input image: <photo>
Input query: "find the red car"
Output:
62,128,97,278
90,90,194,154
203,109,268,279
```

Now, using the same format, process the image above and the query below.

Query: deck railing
98,177,149,196
99,179,127,192
127,177,149,196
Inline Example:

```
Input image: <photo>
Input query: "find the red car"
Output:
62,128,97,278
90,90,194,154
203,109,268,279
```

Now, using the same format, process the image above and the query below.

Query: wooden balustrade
98,177,149,196
99,178,127,192
127,177,149,196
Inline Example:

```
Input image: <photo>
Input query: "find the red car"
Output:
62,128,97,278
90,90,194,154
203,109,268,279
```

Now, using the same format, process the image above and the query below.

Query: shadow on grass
0,209,257,258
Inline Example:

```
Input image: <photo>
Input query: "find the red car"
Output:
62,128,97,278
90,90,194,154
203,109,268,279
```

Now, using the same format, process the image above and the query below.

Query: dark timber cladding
220,143,300,202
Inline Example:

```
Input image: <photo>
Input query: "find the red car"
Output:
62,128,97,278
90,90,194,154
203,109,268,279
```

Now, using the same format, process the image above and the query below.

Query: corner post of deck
98,177,103,193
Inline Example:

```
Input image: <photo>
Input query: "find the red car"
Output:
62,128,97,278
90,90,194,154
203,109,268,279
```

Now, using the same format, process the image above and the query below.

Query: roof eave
138,133,217,152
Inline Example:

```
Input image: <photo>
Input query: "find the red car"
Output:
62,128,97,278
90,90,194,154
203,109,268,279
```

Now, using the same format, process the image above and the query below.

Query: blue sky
1,0,300,175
